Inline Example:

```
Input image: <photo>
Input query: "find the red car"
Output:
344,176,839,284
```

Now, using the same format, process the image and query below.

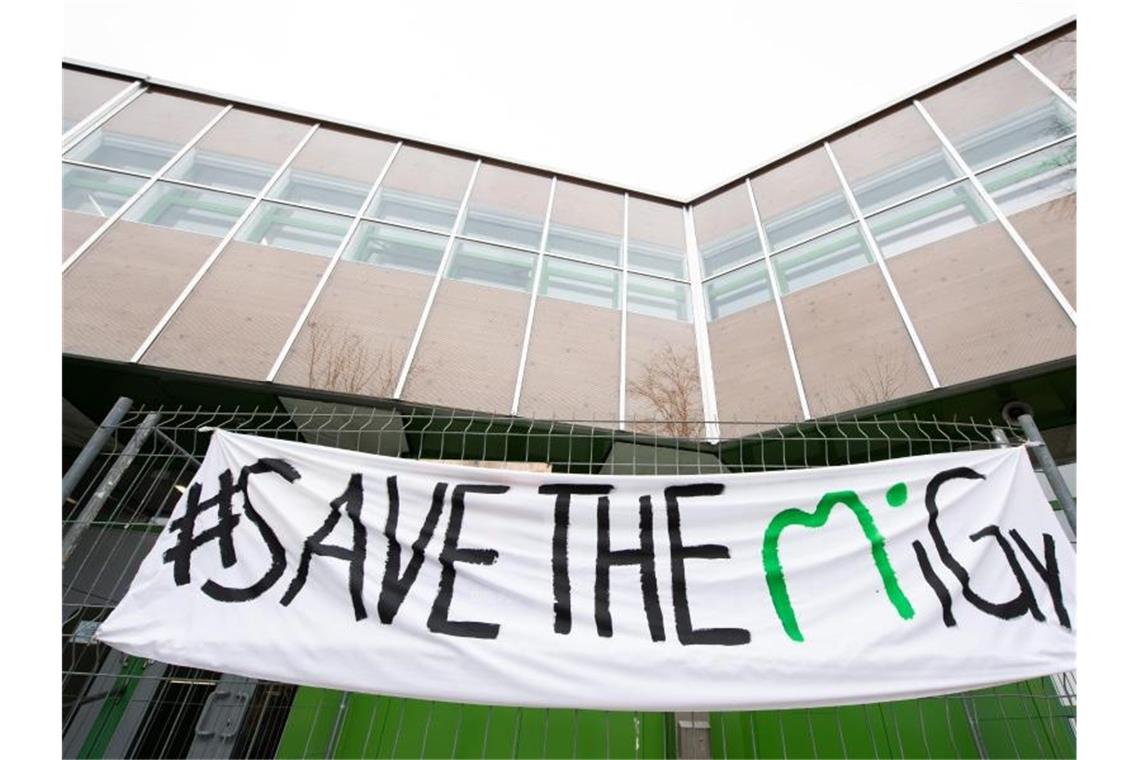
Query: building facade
61,19,1077,759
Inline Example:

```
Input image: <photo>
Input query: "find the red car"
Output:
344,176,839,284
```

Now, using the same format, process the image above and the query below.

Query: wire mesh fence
62,400,1076,759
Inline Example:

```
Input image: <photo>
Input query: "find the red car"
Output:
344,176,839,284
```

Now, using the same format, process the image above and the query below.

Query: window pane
460,164,549,249
122,182,250,237
867,182,994,259
366,147,474,232
921,58,1076,173
1021,28,1076,100
62,165,145,217
627,274,691,322
751,148,853,251
545,181,622,265
342,221,447,274
64,92,224,175
537,258,619,309
980,140,1076,305
830,106,961,215
446,240,536,292
235,202,351,257
266,129,396,214
772,225,876,295
705,262,772,320
693,184,762,276
63,69,133,133
167,109,312,193
627,197,687,278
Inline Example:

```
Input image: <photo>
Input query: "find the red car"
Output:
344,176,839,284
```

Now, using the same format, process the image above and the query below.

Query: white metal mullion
62,104,233,274
265,142,405,382
392,160,483,399
129,122,322,363
618,193,630,426
824,140,942,389
912,99,1077,324
683,208,720,441
1013,52,1077,113
509,176,558,415
744,179,812,420
62,81,145,153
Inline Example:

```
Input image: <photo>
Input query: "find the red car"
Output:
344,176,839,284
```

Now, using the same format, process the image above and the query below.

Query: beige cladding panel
707,302,803,434
1006,196,1076,307
549,180,623,236
921,59,1060,145
468,163,550,219
378,146,473,200
193,109,312,168
63,210,106,261
141,240,327,380
625,314,702,434
692,183,754,244
829,106,944,187
288,129,395,185
751,148,844,221
627,197,685,249
518,298,620,421
1022,30,1077,98
98,92,222,147
402,280,529,414
275,262,434,397
885,221,1075,387
782,266,931,417
63,70,131,125
63,222,220,360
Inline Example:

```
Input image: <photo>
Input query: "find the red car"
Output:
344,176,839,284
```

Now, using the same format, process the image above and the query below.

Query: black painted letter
595,494,665,641
539,483,613,635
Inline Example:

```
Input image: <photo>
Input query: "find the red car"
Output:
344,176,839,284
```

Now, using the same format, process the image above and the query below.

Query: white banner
97,430,1075,711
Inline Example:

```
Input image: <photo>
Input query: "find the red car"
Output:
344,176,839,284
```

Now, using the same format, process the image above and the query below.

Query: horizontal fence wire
62,402,1074,759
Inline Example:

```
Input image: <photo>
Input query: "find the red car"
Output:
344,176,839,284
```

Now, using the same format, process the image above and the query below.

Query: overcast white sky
63,0,1075,199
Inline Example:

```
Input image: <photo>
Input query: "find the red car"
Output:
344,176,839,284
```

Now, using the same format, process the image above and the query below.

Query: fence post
675,711,711,759
63,396,134,505
62,411,160,565
1002,401,1076,537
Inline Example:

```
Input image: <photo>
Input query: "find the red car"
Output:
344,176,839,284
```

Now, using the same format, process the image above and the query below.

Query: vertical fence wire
62,403,1074,759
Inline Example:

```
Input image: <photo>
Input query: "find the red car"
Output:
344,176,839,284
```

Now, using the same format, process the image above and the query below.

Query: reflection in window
693,185,763,277
342,221,447,274
366,147,473,233
772,226,875,295
369,189,461,233
867,182,994,259
121,182,249,237
704,262,772,320
980,140,1076,217
627,274,691,321
62,165,145,217
953,99,1076,172
235,202,350,256
460,164,548,249
266,129,394,215
446,240,536,292
168,149,278,195
66,131,183,176
538,258,620,309
267,168,371,215
627,198,687,278
751,148,853,252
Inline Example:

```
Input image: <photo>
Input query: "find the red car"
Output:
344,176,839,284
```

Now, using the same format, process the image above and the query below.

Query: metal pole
62,411,159,565
1003,402,1076,536
62,396,133,505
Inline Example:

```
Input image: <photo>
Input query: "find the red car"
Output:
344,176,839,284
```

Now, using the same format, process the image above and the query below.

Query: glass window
1021,28,1076,100
366,147,474,233
705,262,772,320
979,140,1076,217
627,274,691,322
62,165,145,217
234,202,351,257
545,181,623,265
266,129,395,214
167,109,312,194
342,221,447,274
64,92,224,175
538,258,620,309
63,69,133,133
920,58,1076,173
446,240,536,292
868,182,994,259
693,184,762,277
751,148,853,251
830,106,962,215
772,225,876,295
460,164,549,249
121,182,250,237
627,197,687,278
